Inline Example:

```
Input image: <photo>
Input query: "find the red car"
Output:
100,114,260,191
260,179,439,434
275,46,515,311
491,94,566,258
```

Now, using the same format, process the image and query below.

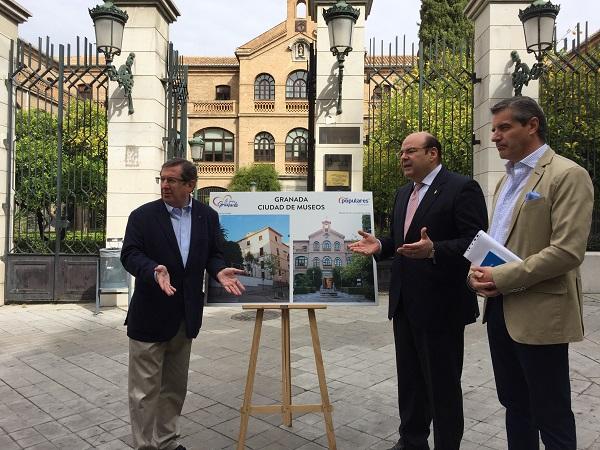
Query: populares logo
338,197,369,205
212,195,239,208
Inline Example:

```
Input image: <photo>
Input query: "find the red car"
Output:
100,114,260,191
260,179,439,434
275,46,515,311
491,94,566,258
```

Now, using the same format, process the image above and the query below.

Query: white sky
16,1,600,57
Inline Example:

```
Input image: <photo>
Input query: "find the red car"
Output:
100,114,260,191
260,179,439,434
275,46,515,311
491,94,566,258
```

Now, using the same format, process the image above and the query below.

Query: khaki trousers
128,322,192,450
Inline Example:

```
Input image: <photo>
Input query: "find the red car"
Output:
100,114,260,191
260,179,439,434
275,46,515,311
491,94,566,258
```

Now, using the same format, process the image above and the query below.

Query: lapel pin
434,189,438,195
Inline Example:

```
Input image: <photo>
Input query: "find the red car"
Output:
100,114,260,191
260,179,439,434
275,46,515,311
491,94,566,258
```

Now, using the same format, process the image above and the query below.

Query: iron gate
164,43,188,159
5,37,109,302
538,24,600,250
364,37,476,234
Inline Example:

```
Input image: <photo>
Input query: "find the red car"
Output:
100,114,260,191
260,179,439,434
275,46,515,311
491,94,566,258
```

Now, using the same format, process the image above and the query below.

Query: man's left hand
398,227,434,259
470,266,500,297
216,268,246,296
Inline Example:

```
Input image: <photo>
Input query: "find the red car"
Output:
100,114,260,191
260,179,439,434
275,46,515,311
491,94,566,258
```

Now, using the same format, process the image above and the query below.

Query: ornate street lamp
511,0,560,96
89,0,136,114
323,0,360,114
188,136,205,162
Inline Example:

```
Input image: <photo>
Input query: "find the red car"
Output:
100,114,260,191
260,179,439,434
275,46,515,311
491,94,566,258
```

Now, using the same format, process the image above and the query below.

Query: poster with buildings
207,192,377,306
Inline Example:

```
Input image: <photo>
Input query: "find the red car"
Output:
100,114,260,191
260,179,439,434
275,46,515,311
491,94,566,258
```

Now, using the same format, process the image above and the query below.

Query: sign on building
207,192,378,306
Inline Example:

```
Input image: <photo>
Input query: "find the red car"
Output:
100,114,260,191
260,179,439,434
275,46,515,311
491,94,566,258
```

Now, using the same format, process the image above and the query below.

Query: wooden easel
237,304,336,450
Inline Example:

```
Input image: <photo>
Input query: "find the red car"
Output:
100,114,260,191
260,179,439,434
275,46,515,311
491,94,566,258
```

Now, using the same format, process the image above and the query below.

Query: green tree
223,240,243,268
305,267,322,291
228,164,282,191
14,99,107,250
419,0,473,50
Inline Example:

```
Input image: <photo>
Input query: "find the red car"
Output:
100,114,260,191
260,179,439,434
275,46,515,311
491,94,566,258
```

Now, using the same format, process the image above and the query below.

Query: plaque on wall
324,154,352,192
319,127,361,145
295,20,307,32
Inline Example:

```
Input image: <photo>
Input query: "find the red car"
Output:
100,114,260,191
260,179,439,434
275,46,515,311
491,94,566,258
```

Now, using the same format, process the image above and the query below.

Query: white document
464,230,522,267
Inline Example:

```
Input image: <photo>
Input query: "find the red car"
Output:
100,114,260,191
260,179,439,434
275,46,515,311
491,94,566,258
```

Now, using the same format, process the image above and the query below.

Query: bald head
399,132,443,182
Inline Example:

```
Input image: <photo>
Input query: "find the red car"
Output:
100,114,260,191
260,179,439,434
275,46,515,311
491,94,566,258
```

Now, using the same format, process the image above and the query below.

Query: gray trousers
128,322,192,450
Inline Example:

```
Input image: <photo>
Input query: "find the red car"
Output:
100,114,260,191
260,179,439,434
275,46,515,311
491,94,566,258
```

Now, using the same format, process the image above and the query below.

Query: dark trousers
393,310,465,450
486,297,576,450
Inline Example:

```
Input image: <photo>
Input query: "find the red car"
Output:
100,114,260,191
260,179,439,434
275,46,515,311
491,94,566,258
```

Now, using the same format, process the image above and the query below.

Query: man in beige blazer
470,96,593,450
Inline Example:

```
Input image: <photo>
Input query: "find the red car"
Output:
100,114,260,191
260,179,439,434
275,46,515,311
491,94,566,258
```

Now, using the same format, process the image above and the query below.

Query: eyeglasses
155,176,186,185
396,146,431,158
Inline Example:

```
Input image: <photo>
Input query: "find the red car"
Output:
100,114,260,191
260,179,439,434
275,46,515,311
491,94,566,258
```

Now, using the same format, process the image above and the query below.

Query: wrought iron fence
8,37,108,255
164,43,188,159
364,36,476,234
539,24,600,250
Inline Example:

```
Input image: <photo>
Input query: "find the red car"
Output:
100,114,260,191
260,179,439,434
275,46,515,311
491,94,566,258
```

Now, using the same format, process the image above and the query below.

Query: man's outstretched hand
154,265,176,296
348,230,380,255
217,268,246,296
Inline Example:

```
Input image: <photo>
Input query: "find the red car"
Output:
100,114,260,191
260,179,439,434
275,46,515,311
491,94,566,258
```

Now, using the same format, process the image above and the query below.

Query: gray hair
491,96,547,141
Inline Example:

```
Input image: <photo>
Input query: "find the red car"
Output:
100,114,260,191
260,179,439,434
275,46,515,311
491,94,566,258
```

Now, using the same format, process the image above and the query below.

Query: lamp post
188,135,205,162
322,0,360,115
89,0,136,114
510,0,560,96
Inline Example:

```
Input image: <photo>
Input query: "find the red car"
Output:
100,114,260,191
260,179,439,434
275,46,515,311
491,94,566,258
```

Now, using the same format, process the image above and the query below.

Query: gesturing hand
217,268,246,296
154,265,176,296
347,230,380,255
398,227,433,259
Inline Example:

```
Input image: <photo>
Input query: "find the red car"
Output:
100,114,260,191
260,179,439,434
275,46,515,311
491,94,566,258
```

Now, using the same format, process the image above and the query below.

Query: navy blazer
121,198,227,342
380,167,488,330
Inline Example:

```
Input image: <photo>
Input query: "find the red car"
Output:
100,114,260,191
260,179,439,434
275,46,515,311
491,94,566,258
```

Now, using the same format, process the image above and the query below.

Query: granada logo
338,197,369,205
213,195,239,208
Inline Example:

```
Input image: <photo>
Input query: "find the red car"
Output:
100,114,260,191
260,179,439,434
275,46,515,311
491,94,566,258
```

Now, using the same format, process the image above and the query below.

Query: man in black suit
121,158,245,450
349,132,487,450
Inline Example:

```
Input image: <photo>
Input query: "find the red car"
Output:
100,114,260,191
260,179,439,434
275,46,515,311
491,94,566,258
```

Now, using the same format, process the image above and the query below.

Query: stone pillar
104,0,179,305
309,0,372,192
465,0,537,207
0,1,29,306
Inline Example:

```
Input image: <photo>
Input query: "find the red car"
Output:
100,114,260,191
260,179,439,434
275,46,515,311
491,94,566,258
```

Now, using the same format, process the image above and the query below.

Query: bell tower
288,0,309,34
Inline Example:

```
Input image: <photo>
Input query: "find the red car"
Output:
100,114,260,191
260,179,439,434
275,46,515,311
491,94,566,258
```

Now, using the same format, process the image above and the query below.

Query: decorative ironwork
511,50,545,96
107,52,135,113
365,36,476,234
164,43,188,159
538,23,600,250
6,37,109,301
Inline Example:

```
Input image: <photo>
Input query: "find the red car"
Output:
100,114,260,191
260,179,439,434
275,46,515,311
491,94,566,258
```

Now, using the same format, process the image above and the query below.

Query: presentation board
206,191,378,306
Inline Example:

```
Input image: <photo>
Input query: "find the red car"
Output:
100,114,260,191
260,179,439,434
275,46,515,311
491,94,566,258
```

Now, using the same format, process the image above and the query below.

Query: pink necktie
404,183,423,238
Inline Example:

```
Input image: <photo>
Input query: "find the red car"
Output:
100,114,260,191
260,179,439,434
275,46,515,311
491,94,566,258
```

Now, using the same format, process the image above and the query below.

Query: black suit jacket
121,198,227,342
380,167,488,330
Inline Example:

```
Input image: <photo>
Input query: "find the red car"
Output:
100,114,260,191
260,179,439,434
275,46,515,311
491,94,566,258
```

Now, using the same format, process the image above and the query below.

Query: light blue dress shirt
414,163,442,204
164,197,193,267
489,144,548,246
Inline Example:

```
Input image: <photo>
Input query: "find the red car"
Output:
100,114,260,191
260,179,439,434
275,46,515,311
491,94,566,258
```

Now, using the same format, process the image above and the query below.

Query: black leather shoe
174,446,186,450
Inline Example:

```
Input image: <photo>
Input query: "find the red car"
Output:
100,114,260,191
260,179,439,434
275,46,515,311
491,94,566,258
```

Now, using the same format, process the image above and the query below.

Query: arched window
334,241,341,251
196,186,226,205
296,0,307,18
334,257,342,267
295,256,307,267
313,241,320,251
286,128,308,162
193,128,234,162
254,73,275,100
216,85,231,100
323,240,331,251
286,70,308,99
254,132,275,162
313,257,320,267
323,256,332,267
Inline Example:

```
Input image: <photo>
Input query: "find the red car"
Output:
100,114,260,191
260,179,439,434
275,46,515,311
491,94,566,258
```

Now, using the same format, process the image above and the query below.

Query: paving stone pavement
0,294,599,450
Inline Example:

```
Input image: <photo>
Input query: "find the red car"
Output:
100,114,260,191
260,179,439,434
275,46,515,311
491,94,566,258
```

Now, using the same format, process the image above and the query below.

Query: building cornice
0,0,31,25
114,0,180,24
464,0,528,20
309,0,372,21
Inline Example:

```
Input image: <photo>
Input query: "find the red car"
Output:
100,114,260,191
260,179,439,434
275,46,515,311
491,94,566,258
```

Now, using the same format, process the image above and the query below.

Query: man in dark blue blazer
121,158,245,450
350,132,488,450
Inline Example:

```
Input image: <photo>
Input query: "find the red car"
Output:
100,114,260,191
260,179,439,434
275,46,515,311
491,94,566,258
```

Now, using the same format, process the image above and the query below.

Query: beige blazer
483,148,594,345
